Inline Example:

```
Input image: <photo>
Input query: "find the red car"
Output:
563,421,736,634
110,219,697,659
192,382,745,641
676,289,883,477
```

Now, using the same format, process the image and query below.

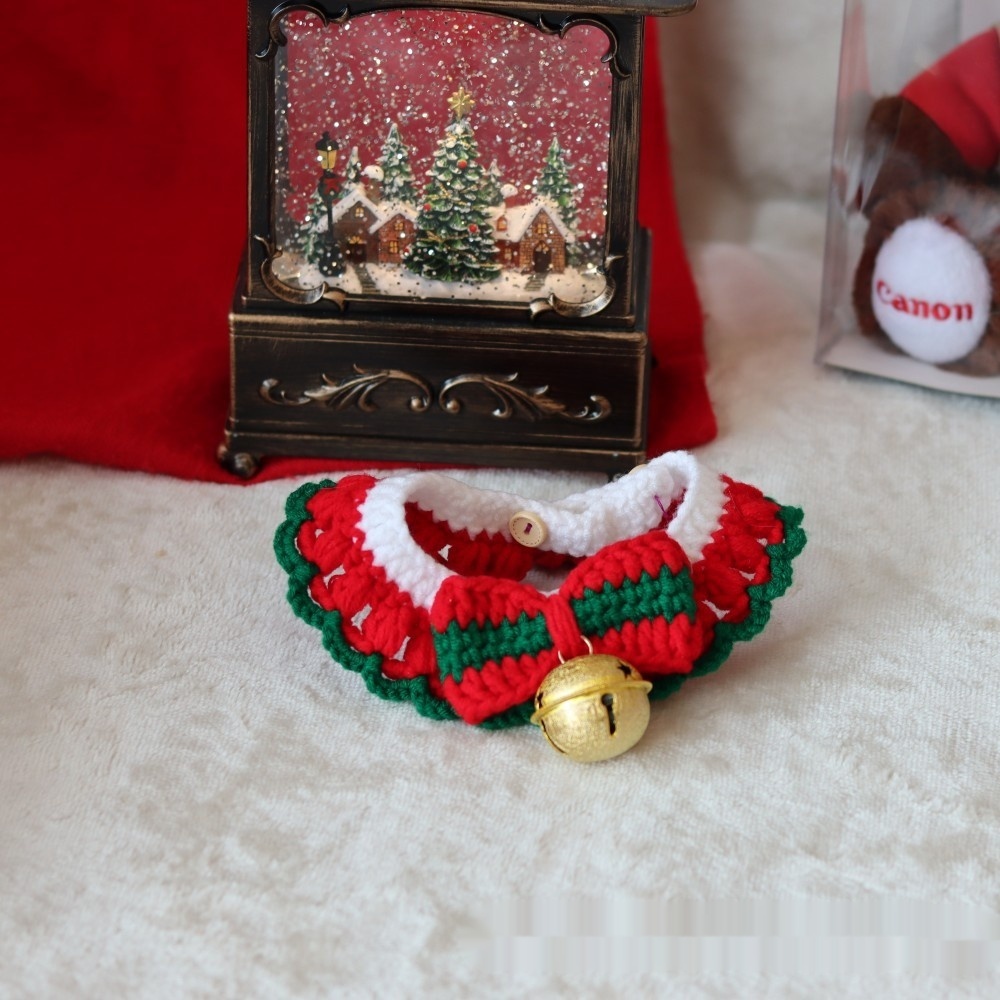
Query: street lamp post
315,131,345,278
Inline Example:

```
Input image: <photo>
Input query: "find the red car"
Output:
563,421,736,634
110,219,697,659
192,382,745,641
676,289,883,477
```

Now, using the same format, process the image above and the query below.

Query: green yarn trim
479,699,536,730
572,564,697,638
649,504,806,702
433,610,551,683
274,481,458,723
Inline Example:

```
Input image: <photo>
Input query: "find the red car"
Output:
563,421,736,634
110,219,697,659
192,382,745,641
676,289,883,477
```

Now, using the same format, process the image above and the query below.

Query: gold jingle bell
530,652,653,762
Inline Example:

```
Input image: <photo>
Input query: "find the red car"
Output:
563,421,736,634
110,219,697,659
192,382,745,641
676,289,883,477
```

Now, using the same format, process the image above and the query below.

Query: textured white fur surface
5,5,1000,997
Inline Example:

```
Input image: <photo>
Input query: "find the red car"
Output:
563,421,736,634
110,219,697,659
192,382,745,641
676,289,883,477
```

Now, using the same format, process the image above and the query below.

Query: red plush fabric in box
0,4,714,482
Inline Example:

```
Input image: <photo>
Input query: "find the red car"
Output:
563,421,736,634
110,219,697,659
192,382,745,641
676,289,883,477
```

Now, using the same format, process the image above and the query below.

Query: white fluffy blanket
4,4,1000,996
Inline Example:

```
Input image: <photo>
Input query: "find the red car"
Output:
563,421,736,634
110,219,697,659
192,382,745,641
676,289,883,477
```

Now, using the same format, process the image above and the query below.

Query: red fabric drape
0,5,713,482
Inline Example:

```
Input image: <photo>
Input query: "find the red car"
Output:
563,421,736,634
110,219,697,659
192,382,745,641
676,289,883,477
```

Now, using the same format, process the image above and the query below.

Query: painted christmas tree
294,187,331,267
404,87,500,284
379,123,418,204
535,137,579,233
343,146,363,187
482,158,505,210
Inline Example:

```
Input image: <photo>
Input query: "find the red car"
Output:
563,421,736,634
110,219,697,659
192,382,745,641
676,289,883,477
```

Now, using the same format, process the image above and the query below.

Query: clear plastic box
818,0,1000,397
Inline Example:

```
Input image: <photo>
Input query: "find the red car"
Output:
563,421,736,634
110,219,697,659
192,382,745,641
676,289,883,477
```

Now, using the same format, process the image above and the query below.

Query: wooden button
508,510,548,548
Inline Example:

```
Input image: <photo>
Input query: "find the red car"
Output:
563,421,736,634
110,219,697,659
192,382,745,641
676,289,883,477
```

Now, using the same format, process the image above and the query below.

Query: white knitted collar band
356,452,728,611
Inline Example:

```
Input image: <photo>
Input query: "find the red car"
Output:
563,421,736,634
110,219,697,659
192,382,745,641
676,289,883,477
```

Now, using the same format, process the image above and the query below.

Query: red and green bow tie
428,530,704,724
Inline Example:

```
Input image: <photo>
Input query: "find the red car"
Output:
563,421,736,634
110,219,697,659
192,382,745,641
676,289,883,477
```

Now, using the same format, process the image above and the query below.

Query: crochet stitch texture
274,453,806,727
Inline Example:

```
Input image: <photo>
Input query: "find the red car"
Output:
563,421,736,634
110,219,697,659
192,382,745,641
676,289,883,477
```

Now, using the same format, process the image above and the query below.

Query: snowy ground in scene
272,254,605,303
364,263,606,302
272,256,365,295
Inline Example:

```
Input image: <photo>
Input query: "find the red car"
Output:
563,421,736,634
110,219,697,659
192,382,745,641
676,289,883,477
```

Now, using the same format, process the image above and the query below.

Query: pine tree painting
535,137,579,233
482,158,505,210
379,124,417,204
344,146,363,187
404,87,500,284
294,187,330,267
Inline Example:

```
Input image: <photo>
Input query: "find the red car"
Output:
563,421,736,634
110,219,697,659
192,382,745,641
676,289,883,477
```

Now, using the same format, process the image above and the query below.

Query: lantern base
223,232,654,478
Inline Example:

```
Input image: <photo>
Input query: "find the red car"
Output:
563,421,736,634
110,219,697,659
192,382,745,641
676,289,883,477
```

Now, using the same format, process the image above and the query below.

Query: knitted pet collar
274,452,806,740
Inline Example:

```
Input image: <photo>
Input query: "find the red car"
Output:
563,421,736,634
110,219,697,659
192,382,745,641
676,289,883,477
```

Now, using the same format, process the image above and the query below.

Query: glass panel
273,9,613,305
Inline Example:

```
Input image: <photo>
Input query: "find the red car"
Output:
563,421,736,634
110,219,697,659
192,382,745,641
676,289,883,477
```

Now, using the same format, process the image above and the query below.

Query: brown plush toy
853,26,1000,375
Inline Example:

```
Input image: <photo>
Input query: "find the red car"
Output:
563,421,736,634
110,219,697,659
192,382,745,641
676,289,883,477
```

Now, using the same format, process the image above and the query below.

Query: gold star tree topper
447,86,476,121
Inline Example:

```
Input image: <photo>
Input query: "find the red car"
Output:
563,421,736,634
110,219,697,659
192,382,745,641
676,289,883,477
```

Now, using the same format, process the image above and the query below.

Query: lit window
497,217,508,231
389,240,399,254
354,205,365,218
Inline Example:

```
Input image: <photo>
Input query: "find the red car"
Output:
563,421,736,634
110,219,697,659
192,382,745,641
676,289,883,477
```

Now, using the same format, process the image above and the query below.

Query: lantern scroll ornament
438,374,612,423
260,367,433,413
535,15,632,79
255,3,349,61
221,0,697,478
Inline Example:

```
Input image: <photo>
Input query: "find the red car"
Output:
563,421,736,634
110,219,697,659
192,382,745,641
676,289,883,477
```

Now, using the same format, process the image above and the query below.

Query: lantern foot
217,441,261,479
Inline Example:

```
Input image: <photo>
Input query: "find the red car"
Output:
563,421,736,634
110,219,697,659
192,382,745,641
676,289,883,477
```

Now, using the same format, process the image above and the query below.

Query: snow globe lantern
222,0,695,477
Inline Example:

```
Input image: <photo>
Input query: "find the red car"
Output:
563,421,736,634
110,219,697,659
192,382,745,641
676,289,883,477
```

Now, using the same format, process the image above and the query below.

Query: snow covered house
493,199,574,274
327,181,419,266
330,186,382,263
372,203,418,265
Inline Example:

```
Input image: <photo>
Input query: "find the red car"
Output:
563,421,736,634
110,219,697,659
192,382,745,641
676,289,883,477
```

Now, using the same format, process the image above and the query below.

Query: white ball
871,217,991,364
